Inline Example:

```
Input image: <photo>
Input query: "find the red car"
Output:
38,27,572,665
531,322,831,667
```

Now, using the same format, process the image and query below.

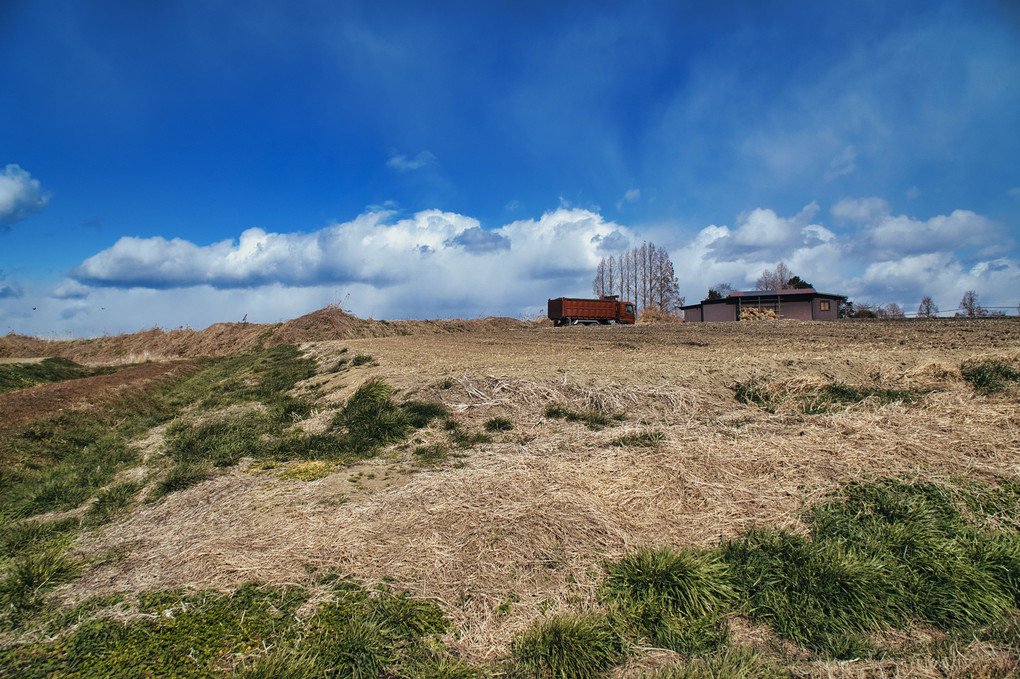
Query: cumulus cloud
5,201,1017,338
0,164,50,228
386,150,437,171
69,208,636,320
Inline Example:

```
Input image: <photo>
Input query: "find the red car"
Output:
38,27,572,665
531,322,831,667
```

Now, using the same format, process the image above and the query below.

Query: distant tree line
592,242,683,315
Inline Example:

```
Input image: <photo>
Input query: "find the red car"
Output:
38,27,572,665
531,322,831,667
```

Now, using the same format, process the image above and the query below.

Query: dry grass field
1,316,1018,677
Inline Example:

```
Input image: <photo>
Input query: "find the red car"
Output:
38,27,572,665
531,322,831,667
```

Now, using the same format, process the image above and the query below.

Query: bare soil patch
0,360,201,427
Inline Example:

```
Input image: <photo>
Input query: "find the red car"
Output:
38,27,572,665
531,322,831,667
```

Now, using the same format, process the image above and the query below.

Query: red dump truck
548,296,636,326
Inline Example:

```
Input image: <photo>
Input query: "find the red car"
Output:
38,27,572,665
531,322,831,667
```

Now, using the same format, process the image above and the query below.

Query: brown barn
681,288,846,322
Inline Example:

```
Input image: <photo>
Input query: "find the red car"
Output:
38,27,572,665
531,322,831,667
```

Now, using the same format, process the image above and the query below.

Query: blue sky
2,0,1019,336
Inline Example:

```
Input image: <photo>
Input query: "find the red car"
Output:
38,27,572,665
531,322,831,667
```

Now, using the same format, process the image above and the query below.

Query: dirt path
0,360,202,427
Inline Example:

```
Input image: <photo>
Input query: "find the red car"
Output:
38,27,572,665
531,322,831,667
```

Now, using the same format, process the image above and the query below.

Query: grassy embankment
0,350,1018,677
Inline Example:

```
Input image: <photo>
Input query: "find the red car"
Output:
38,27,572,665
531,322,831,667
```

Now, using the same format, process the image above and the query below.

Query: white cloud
867,209,1007,258
0,164,50,227
824,145,857,181
4,201,1018,337
831,197,891,224
386,150,436,171
60,207,637,331
616,188,640,210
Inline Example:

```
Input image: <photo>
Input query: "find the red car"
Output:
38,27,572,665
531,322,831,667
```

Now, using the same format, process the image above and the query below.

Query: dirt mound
0,307,540,364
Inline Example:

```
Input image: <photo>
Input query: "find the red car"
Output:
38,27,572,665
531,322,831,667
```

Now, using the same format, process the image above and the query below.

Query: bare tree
708,282,733,300
917,296,939,318
592,242,683,315
592,258,607,297
956,290,988,317
755,262,793,291
878,303,905,318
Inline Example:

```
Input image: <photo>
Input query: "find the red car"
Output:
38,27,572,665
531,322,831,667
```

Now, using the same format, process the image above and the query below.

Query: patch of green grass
734,376,920,414
414,443,450,466
602,547,734,653
81,481,142,527
148,463,211,502
0,549,80,629
802,382,919,414
331,380,447,459
449,427,492,448
168,345,315,419
351,353,374,367
0,357,116,394
0,579,463,678
510,612,628,679
484,417,513,432
722,528,899,658
0,517,79,560
609,431,666,447
0,412,139,521
544,405,620,430
961,358,1020,395
163,412,281,467
648,647,782,679
231,647,318,679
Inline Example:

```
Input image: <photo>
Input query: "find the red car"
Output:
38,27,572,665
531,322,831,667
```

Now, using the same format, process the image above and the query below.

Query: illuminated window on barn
820,301,830,311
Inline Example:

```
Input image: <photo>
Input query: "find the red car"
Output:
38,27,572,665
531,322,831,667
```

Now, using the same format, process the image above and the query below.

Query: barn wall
683,307,703,322
703,303,737,322
778,300,813,320
813,297,839,320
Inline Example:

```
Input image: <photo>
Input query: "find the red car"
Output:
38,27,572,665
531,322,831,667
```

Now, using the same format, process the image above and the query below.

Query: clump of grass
331,380,447,459
0,517,79,559
484,417,513,432
610,431,666,447
802,382,918,414
414,443,450,466
231,648,318,679
722,528,898,658
510,612,628,678
449,427,492,448
649,647,782,679
149,463,210,502
81,481,142,527
0,549,80,628
732,376,779,412
163,413,280,467
808,479,1020,630
602,547,734,653
734,376,920,414
961,358,1020,395
544,405,620,430
351,353,374,367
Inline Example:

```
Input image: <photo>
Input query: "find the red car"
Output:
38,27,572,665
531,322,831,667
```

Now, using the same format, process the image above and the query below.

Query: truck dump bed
548,297,618,321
